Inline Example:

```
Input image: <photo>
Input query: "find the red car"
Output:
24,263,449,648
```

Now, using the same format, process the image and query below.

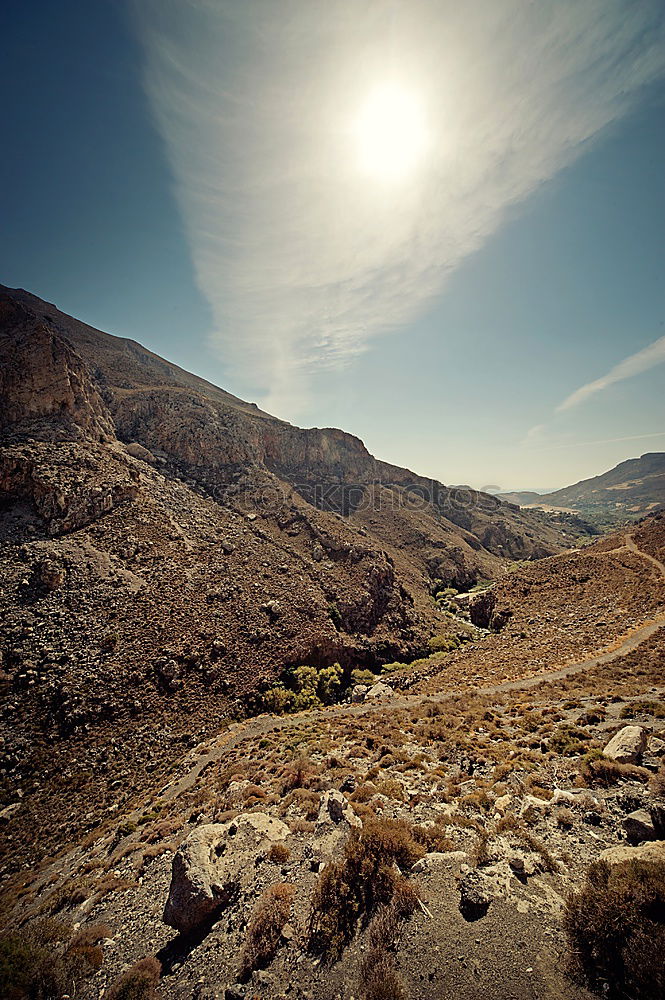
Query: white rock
413,851,467,873
602,726,647,765
163,813,289,934
365,682,395,701
599,840,665,867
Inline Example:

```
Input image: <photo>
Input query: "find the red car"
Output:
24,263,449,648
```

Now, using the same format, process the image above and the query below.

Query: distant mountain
500,453,665,526
496,490,545,506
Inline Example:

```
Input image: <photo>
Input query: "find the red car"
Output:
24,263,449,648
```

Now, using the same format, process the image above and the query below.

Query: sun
353,82,428,181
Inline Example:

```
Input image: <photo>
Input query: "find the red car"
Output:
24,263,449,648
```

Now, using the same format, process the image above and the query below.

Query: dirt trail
161,531,665,802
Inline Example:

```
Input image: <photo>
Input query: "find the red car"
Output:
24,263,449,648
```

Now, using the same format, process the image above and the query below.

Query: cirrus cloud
132,0,665,416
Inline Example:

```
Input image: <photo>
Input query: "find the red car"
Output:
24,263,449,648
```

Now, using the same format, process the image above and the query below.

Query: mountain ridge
499,452,665,525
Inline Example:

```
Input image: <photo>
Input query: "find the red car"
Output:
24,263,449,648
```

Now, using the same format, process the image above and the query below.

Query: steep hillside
0,284,576,867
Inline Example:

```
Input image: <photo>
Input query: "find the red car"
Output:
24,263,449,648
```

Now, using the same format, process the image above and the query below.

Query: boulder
316,789,361,830
365,682,395,701
351,684,369,703
312,790,360,860
650,802,665,839
602,726,647,765
493,794,511,816
413,851,467,873
623,809,656,843
458,870,495,920
599,840,665,867
163,813,289,934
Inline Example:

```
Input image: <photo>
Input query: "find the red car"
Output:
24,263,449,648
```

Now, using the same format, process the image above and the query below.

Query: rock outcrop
602,726,647,765
163,814,290,935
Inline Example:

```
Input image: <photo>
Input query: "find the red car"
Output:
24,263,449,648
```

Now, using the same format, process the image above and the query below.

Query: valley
1,287,664,1000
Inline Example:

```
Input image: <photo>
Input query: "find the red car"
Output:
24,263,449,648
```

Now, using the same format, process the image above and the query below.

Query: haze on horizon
1,0,664,491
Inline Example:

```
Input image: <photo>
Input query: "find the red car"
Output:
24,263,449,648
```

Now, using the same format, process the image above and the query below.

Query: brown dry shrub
564,858,665,999
581,752,650,787
66,922,111,971
308,818,422,960
239,883,295,979
358,948,407,1000
267,842,291,864
413,824,455,854
650,763,665,799
0,919,72,999
104,956,161,1000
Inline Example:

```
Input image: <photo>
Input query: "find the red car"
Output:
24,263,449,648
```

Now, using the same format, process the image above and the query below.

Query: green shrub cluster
260,660,394,714
261,662,345,713
427,634,461,654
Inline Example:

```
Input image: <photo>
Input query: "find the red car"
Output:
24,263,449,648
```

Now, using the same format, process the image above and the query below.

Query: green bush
549,724,591,756
564,857,665,998
317,662,343,704
261,662,345,713
380,661,405,675
351,668,377,686
427,635,460,653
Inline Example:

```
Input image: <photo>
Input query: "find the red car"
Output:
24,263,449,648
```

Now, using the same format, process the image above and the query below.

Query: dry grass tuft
239,883,295,979
267,842,291,864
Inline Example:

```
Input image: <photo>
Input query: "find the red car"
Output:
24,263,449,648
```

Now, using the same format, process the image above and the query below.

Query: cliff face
0,295,114,442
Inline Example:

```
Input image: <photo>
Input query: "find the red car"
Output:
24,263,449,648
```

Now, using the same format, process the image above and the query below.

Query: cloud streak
133,0,665,415
557,335,665,411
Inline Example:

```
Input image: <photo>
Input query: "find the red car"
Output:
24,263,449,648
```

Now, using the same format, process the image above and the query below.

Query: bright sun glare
353,83,428,181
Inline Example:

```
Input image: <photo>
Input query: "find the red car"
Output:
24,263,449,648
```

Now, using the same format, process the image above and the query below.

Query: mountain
499,453,665,526
495,489,545,506
0,281,572,837
3,285,665,1000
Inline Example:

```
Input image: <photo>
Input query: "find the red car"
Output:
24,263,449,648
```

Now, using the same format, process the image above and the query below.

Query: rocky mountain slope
500,453,665,526
0,284,579,859
4,285,664,1000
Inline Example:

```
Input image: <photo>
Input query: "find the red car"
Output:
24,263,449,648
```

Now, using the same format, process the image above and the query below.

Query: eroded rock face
603,726,647,765
0,296,114,441
163,814,290,935
466,589,511,631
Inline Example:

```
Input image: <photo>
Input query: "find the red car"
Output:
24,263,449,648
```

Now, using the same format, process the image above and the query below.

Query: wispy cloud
524,430,665,451
133,0,665,415
557,335,665,411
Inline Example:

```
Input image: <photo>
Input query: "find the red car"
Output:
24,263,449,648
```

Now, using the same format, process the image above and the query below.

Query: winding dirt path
161,531,665,803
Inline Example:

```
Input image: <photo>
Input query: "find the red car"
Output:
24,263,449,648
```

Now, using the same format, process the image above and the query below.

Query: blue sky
1,1,664,490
